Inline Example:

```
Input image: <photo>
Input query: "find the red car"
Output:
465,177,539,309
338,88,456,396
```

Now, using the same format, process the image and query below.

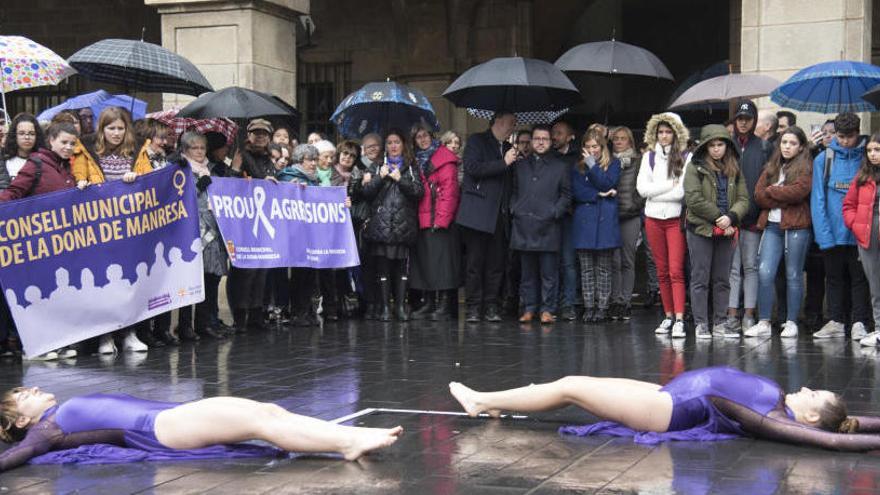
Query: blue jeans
757,223,811,321
521,251,559,313
558,216,577,308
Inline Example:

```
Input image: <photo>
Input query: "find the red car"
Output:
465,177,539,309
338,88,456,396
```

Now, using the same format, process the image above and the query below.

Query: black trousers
290,268,317,314
179,273,222,329
227,267,267,310
461,216,508,310
823,246,870,324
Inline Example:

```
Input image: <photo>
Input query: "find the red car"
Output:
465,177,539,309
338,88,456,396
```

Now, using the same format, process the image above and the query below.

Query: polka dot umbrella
0,36,76,121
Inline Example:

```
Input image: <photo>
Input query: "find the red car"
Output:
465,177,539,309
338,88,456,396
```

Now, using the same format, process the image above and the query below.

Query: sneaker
620,304,632,321
24,351,59,361
671,320,686,338
723,317,742,338
742,315,756,332
851,322,868,340
695,323,711,339
560,307,576,322
98,335,117,354
58,347,78,358
813,320,845,339
654,318,673,334
123,331,148,352
780,320,799,338
484,305,503,323
859,331,880,347
744,320,772,337
711,324,727,338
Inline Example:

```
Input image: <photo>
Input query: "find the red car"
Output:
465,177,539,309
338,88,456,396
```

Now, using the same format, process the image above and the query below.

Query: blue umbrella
770,60,880,113
331,81,439,139
37,89,147,122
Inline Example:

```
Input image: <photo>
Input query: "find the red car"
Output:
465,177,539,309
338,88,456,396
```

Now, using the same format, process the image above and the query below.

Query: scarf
294,164,318,183
316,166,332,186
386,154,404,172
416,140,440,176
334,163,352,185
186,155,211,178
614,148,637,168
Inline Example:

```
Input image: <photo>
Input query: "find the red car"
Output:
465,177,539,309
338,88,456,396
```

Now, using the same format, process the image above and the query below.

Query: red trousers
645,217,687,315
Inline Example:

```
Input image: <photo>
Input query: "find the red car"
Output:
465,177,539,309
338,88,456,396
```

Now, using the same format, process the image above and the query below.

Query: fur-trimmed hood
644,112,690,152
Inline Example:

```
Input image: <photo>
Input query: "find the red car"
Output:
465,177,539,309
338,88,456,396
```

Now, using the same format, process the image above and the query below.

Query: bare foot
342,426,403,461
449,382,501,418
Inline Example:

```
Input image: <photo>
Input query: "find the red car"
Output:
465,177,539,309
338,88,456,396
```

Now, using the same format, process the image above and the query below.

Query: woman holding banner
0,122,79,360
361,129,424,322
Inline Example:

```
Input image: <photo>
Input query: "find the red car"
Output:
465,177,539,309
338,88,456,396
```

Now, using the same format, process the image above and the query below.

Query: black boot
137,326,164,348
411,292,436,320
395,276,410,321
429,291,451,321
248,308,268,332
378,278,392,322
232,309,248,334
178,325,200,342
158,327,179,345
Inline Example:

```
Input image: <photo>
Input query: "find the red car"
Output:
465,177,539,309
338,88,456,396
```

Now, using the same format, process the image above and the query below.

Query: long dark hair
856,132,880,186
2,113,45,160
764,126,811,185
657,122,684,179
702,138,739,178
384,128,414,166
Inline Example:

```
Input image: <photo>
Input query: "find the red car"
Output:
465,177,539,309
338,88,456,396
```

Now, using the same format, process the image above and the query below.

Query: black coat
348,157,375,225
509,152,571,252
735,133,772,228
362,161,424,245
455,129,512,234
616,153,645,219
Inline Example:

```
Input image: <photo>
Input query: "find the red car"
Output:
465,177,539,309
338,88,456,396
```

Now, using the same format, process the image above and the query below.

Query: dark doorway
533,0,732,133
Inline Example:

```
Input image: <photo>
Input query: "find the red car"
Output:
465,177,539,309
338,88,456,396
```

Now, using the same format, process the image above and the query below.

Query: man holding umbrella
456,112,517,322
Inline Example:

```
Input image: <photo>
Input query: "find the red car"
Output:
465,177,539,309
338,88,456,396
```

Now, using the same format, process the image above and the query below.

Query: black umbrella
442,57,581,112
176,86,297,120
864,83,880,108
555,39,673,80
68,39,213,96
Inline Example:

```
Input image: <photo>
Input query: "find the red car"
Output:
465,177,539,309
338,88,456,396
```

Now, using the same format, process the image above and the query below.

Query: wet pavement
2,307,880,494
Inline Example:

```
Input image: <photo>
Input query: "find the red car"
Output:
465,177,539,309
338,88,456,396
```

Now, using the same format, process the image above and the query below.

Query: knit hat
247,118,273,133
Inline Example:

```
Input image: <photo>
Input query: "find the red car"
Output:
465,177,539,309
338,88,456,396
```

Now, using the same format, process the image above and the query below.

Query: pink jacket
417,145,460,229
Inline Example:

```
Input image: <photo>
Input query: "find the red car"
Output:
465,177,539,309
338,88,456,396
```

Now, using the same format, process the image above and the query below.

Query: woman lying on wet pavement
0,388,402,471
450,365,880,451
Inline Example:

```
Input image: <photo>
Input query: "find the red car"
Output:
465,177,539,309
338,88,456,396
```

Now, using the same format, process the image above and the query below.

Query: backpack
25,156,43,196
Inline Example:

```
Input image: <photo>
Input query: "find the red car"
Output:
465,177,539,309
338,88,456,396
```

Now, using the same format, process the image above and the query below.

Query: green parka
684,125,751,238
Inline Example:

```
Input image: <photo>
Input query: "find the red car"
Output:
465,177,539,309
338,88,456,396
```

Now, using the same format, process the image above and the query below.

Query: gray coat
509,152,571,252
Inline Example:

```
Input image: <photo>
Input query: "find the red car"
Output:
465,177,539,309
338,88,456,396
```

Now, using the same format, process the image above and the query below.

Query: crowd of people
0,96,877,360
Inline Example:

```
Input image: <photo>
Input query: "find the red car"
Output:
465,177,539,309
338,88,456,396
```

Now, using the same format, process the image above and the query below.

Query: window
297,61,351,141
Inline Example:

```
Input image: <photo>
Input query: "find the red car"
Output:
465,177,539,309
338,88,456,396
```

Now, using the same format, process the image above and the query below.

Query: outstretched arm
0,422,63,472
712,397,880,452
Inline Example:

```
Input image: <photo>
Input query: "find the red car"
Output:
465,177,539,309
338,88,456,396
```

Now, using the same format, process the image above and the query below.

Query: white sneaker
123,330,148,352
98,335,117,354
813,320,845,339
24,351,59,361
695,323,712,340
671,320,686,338
58,347,77,358
744,320,772,337
851,322,868,340
780,321,799,338
742,315,756,332
655,318,673,334
859,331,879,347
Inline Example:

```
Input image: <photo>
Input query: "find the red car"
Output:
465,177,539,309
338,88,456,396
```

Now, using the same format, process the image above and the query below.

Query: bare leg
450,376,673,432
154,397,403,461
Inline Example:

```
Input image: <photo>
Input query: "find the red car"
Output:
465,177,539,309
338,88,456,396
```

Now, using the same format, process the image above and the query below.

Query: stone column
144,0,309,108
740,0,873,132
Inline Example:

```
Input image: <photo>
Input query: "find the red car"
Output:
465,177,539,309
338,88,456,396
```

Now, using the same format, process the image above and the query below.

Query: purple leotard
560,366,793,444
0,394,283,470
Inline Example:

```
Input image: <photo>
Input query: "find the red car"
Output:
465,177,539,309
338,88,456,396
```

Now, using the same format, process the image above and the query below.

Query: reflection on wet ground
2,309,880,494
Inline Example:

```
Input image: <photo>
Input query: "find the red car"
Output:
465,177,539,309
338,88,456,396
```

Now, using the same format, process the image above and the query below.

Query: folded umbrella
331,81,439,138
443,57,581,112
68,39,213,96
770,60,880,113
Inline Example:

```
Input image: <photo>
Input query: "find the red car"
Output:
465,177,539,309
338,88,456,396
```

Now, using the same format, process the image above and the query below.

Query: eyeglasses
17,132,36,137
341,151,357,157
